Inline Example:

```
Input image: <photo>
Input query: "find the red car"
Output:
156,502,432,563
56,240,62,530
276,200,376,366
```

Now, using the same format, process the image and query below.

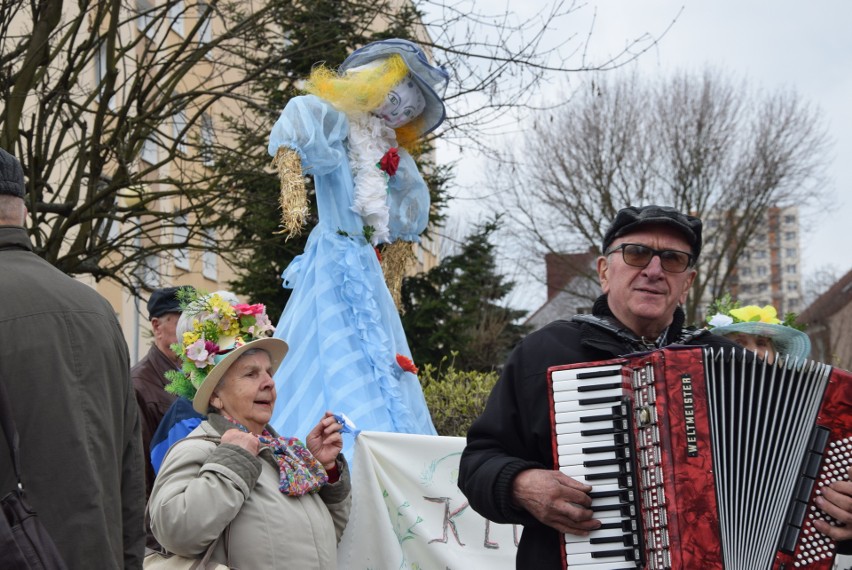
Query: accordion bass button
638,406,652,426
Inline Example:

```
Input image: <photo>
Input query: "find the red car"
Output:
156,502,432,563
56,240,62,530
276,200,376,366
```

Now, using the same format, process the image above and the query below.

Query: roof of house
799,267,852,324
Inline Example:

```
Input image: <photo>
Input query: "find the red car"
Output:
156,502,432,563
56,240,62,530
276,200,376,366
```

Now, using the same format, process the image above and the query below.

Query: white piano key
557,431,619,446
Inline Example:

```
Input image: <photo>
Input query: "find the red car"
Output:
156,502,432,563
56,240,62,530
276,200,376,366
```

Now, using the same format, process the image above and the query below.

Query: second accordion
547,346,851,570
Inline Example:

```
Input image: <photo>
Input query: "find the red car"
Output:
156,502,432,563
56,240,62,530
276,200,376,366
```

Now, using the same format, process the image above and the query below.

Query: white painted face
373,74,425,128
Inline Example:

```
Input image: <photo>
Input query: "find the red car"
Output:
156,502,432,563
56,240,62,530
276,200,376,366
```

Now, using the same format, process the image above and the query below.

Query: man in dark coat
132,285,193,499
458,205,740,568
0,147,145,568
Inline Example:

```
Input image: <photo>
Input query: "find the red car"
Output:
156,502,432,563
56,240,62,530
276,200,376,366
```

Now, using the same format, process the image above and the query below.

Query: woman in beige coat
148,292,350,568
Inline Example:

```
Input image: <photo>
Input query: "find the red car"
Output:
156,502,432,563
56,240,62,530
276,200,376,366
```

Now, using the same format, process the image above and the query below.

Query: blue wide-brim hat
711,321,811,361
339,39,449,137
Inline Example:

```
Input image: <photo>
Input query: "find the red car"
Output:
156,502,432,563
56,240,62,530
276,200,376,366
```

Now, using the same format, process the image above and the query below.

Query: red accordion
547,346,851,570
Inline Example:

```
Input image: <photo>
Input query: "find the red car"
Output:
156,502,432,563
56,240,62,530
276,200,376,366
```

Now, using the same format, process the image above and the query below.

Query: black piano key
590,534,632,545
598,522,624,530
577,382,622,392
591,548,634,560
585,457,624,468
580,411,624,423
586,470,624,481
581,443,628,454
581,427,620,437
578,395,622,406
591,503,627,513
576,370,621,380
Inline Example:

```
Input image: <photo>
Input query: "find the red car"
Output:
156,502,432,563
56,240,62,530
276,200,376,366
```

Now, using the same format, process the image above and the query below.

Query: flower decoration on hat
165,291,275,401
705,294,804,330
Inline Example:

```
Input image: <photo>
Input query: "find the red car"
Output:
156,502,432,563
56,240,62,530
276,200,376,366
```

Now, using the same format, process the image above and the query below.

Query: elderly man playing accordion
459,205,852,568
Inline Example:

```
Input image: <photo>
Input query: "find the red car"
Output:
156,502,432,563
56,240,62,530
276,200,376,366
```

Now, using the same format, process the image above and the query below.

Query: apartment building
703,206,803,316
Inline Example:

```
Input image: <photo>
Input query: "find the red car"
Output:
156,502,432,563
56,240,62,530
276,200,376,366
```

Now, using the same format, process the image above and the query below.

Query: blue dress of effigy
266,95,436,447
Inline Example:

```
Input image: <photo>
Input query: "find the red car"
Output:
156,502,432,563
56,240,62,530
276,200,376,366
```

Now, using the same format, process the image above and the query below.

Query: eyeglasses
605,243,694,273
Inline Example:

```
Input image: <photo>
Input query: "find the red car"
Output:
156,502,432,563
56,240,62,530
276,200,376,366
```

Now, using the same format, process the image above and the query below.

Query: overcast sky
438,0,852,311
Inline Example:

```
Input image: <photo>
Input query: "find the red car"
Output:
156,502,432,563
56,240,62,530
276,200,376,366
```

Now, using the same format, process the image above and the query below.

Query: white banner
337,431,519,569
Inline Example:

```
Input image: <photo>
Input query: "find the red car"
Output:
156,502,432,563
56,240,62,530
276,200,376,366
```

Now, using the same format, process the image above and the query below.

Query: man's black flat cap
602,205,703,259
0,148,25,199
147,286,194,320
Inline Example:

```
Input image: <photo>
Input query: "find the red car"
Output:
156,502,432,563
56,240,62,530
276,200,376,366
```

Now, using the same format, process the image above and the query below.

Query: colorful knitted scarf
223,415,328,496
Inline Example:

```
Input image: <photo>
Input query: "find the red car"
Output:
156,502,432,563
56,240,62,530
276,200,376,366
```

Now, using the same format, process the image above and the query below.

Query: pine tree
402,217,528,371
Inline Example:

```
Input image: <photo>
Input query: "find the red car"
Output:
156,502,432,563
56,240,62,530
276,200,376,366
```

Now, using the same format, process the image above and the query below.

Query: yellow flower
729,305,781,324
209,294,237,320
182,331,201,346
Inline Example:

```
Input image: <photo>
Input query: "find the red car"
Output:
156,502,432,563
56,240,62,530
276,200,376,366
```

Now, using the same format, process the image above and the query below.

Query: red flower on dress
396,354,418,374
374,246,382,263
379,147,400,176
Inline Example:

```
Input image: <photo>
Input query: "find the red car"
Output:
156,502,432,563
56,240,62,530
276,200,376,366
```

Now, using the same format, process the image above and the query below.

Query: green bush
420,357,499,437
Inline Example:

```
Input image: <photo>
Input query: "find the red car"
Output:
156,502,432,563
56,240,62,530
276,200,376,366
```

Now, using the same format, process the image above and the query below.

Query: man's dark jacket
0,226,145,569
132,344,178,498
458,295,739,568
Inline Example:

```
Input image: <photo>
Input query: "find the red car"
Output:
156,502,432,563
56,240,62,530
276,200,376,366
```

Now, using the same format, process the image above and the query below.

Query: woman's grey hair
176,290,240,338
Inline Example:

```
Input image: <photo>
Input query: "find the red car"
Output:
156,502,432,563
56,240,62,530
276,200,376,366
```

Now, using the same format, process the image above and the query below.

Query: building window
169,0,184,36
141,135,158,164
136,0,155,38
757,266,768,277
173,110,187,154
198,0,212,45
740,284,753,293
786,264,797,274
758,283,768,292
740,267,752,277
174,215,189,270
784,215,796,224
95,42,114,108
200,114,215,166
787,281,798,291
785,247,796,258
785,231,796,241
202,229,217,280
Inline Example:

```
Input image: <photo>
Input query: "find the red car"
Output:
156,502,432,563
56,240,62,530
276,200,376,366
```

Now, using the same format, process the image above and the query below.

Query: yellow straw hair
306,54,409,116
305,54,423,150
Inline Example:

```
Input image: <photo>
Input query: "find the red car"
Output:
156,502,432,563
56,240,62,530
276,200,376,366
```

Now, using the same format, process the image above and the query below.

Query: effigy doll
266,39,449,444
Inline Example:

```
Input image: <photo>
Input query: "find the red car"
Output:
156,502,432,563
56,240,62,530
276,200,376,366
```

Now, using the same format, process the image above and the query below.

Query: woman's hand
221,429,260,456
305,411,343,470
